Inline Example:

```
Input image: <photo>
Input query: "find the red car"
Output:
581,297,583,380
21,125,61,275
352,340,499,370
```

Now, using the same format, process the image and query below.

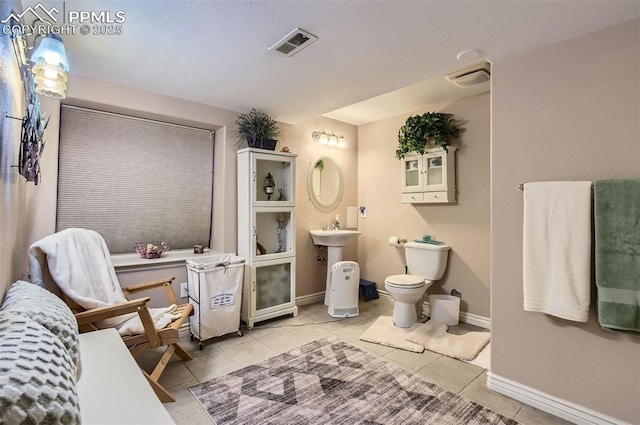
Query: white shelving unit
401,146,457,203
237,148,298,327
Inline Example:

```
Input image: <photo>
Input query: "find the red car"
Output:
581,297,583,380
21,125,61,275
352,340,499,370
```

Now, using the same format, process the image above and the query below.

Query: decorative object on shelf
276,214,288,253
256,242,266,256
7,24,68,182
193,244,204,254
234,109,281,150
263,172,275,200
311,129,346,149
135,241,169,259
280,146,291,153
278,188,286,201
395,112,462,159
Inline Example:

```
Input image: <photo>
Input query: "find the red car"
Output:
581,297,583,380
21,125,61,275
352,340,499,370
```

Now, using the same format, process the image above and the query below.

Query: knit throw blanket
0,281,81,424
594,179,640,333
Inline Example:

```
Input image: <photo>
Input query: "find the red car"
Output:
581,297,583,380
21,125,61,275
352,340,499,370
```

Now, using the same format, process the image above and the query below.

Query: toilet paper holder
388,236,408,248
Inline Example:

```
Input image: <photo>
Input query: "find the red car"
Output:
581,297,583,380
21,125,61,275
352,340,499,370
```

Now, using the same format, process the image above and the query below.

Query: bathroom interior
1,2,639,425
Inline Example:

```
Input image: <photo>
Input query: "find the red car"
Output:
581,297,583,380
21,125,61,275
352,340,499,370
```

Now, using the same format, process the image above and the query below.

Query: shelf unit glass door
251,152,295,207
250,258,295,316
250,207,295,262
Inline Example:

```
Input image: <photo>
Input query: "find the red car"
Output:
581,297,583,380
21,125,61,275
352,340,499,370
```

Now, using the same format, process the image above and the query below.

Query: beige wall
357,93,491,317
0,3,28,295
281,118,358,298
491,18,639,423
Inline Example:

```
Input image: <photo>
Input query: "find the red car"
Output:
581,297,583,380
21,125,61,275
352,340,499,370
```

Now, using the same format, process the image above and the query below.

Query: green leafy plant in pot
235,108,282,150
395,112,462,159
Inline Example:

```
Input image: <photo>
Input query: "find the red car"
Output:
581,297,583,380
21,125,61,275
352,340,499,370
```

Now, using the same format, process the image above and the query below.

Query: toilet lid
385,274,425,289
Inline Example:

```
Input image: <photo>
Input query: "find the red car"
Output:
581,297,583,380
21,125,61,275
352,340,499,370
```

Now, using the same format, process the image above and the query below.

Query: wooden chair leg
142,370,175,403
150,345,176,381
173,343,193,361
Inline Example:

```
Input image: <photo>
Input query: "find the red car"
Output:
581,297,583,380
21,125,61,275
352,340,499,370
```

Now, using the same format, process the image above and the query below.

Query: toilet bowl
384,275,432,328
385,241,449,328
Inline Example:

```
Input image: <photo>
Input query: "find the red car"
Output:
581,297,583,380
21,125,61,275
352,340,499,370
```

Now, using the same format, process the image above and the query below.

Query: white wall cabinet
238,148,298,327
401,147,457,203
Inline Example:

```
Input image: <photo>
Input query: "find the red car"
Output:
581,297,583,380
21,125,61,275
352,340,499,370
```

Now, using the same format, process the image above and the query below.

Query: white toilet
385,242,450,328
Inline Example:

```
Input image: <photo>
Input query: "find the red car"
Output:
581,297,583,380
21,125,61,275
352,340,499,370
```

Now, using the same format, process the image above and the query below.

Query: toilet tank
405,242,450,280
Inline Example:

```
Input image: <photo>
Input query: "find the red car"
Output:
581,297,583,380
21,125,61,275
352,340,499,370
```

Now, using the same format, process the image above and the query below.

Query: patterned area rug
190,337,517,425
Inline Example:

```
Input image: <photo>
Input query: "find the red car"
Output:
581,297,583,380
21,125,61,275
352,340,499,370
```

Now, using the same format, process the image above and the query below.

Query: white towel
29,228,180,335
523,181,592,322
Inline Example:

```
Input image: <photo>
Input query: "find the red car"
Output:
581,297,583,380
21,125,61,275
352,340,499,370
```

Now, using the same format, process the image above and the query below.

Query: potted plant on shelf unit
235,108,282,151
395,112,462,159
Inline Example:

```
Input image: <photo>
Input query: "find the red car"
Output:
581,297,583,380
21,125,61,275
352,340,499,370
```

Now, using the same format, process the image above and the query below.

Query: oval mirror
307,156,344,212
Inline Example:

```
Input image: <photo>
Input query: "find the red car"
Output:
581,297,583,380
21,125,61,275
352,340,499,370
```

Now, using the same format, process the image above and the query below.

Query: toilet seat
385,274,425,289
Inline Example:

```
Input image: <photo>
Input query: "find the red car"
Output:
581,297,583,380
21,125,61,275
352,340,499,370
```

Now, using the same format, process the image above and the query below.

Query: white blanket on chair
28,228,180,336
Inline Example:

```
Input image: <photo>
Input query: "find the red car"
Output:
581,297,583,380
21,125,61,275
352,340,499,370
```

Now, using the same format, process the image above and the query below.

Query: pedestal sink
310,230,362,305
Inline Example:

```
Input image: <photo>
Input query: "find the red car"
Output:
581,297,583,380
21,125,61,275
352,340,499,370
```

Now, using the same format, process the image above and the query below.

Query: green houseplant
395,112,462,159
235,108,282,150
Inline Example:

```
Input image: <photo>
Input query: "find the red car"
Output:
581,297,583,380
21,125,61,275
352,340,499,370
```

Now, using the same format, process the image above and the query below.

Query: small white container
429,294,460,326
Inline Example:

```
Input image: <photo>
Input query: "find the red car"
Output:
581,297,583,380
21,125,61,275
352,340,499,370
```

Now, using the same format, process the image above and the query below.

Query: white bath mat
359,316,424,353
406,320,490,361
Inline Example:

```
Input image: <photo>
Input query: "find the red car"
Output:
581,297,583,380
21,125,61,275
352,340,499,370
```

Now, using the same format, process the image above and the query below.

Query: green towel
594,179,640,333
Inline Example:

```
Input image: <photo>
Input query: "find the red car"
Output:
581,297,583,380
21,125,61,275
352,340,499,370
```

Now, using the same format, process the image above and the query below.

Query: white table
77,328,176,425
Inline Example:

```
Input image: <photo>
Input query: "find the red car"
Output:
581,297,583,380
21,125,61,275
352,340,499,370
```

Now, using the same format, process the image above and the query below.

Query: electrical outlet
180,282,188,298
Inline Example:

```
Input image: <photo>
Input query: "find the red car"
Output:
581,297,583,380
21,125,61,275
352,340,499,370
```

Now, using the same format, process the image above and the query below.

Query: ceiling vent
269,27,318,57
446,61,491,88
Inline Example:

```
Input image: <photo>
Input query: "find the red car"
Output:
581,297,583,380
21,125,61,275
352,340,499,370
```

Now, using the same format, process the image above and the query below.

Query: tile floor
145,298,572,425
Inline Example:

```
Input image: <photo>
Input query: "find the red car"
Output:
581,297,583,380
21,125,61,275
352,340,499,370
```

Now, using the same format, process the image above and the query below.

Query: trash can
429,294,460,326
186,253,245,349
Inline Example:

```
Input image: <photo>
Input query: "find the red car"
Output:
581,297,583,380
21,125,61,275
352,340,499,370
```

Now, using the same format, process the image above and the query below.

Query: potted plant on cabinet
235,108,282,150
395,112,462,159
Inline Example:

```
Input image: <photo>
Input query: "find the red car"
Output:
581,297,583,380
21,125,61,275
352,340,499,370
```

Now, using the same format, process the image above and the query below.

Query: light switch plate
180,282,188,298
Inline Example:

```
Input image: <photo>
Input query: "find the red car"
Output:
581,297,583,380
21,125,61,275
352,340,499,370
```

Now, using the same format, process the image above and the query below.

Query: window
57,105,214,254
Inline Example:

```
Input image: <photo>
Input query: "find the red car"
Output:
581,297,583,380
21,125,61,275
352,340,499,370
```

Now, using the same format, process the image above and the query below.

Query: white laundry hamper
186,253,245,349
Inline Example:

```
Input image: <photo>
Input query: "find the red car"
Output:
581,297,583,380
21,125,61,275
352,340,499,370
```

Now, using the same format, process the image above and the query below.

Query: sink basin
310,230,362,247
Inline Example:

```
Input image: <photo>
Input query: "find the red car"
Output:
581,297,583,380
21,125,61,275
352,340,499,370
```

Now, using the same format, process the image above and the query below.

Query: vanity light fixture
312,129,346,149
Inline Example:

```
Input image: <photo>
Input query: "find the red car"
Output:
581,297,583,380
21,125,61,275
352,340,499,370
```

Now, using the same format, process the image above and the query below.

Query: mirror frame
307,156,344,212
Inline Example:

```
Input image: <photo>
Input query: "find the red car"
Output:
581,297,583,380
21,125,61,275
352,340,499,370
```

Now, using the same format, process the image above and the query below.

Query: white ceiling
52,1,639,125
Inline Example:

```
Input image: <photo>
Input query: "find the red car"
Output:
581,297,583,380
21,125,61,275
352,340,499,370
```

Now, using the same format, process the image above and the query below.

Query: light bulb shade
33,63,68,83
30,34,69,71
30,34,69,99
35,81,66,99
337,136,346,149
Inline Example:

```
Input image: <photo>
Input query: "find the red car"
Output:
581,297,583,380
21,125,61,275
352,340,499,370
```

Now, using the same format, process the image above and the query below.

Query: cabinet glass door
251,152,295,207
424,150,446,191
252,259,294,314
402,155,422,192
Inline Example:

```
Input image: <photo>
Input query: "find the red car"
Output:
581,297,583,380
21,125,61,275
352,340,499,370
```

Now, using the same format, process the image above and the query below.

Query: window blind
57,105,213,254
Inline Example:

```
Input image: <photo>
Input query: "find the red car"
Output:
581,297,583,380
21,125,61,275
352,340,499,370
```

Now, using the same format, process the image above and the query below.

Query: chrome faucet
320,215,341,231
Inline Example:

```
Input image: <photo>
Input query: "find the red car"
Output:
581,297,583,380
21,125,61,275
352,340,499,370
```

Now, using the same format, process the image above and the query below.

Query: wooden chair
28,228,194,402
63,277,193,403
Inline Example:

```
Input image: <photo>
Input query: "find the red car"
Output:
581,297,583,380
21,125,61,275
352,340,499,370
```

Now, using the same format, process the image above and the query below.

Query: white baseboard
487,372,630,425
378,289,491,330
296,292,325,306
